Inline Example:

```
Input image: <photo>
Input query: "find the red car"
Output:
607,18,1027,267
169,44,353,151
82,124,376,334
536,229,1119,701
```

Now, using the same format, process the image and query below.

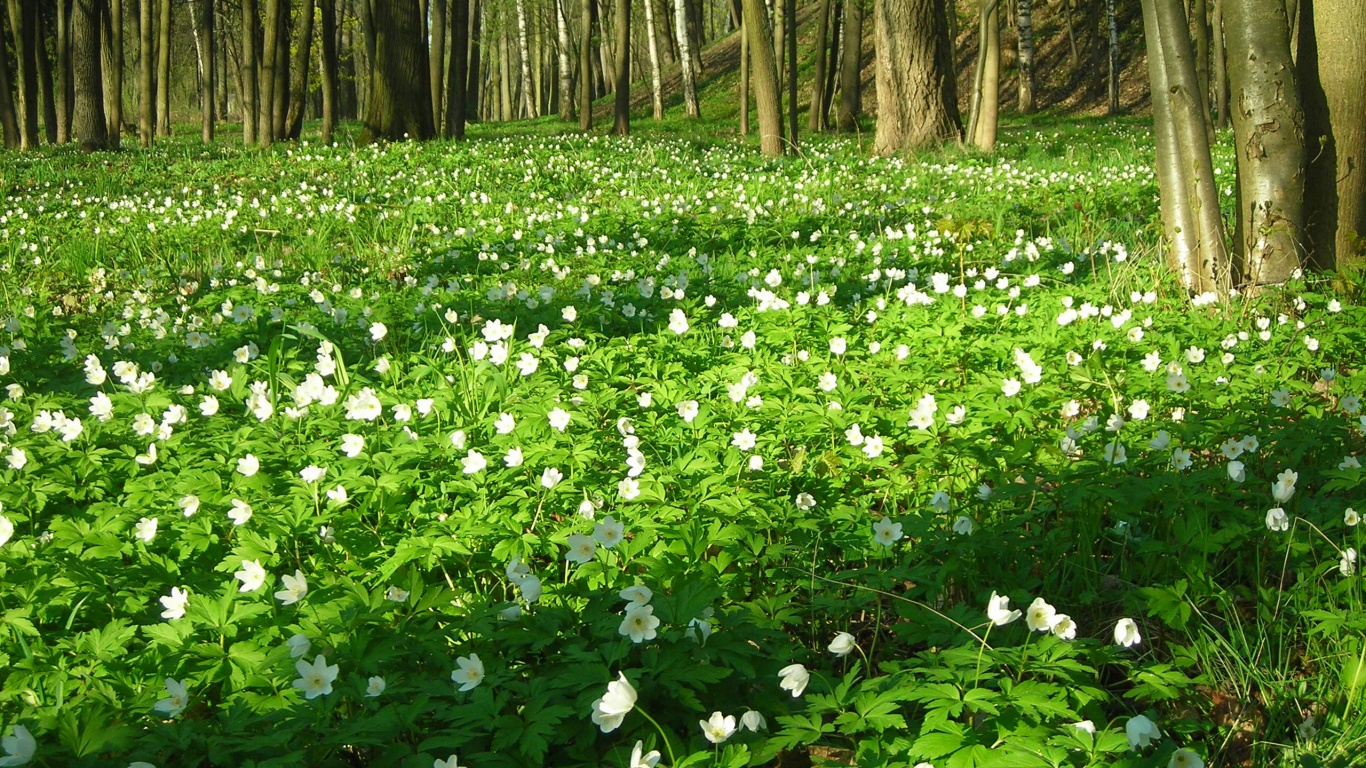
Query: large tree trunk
515,0,536,118
1300,0,1366,270
56,0,74,144
555,0,573,120
1142,0,1199,285
1106,0,1119,113
1016,0,1034,113
1143,0,1228,292
968,0,999,150
192,0,215,143
1224,0,1303,286
446,0,469,136
362,0,434,141
429,0,445,127
742,0,781,155
140,0,155,145
675,0,699,117
578,0,593,129
643,0,663,119
785,0,797,147
102,0,122,147
808,0,832,131
837,0,862,131
874,0,961,154
0,9,18,148
321,0,338,142
156,0,171,136
258,0,279,145
1191,0,1212,141
7,0,41,149
612,0,629,134
72,0,108,151
1211,0,1228,128
497,6,511,120
286,0,316,140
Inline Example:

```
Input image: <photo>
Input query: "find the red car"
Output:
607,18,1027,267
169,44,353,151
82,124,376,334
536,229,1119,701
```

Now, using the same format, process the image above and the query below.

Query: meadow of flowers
0,124,1362,768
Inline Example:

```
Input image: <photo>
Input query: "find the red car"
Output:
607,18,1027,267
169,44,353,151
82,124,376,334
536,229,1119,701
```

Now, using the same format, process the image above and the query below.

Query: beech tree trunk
1300,0,1366,270
874,0,961,154
0,10,18,148
785,0,797,147
241,0,259,144
497,7,511,120
742,0,782,155
675,0,699,116
1224,0,1303,286
57,0,74,144
258,0,280,144
644,0,663,119
968,0,999,150
738,14,749,133
156,0,171,136
102,0,122,147
1212,0,1228,128
1142,0,1198,284
195,0,215,142
578,0,593,129
837,0,862,131
286,0,316,140
824,0,840,120
516,0,536,118
446,0,469,136
8,0,40,149
1016,0,1034,113
321,0,338,142
430,0,445,127
1106,0,1119,113
362,0,434,141
37,7,58,144
1191,0,1212,141
72,0,108,151
555,0,573,120
612,0,629,134
466,0,482,124
142,0,158,145
808,0,832,131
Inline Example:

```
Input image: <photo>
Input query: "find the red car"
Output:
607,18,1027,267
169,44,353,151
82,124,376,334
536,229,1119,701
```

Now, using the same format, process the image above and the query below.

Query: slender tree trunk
555,0,573,120
1106,0,1119,114
356,0,375,69
824,0,840,120
104,0,122,146
738,14,749,134
1300,0,1366,270
969,0,999,150
1142,0,1198,285
197,0,215,142
742,0,781,155
497,6,511,120
272,0,290,139
466,0,481,123
320,0,337,142
1062,0,1078,72
1211,0,1228,128
285,0,316,139
8,0,40,149
258,0,278,144
217,0,229,119
1223,0,1303,286
515,0,536,118
156,0,170,136
837,0,862,131
612,0,629,134
72,0,108,151
1191,0,1213,142
140,0,155,145
579,0,593,129
874,0,961,154
57,0,74,143
1016,0,1033,113
807,0,831,131
785,0,797,147
686,0,702,75
675,0,699,116
363,0,434,141
0,7,17,149
37,7,58,144
446,0,469,135
430,0,446,127
773,0,784,87
643,0,663,119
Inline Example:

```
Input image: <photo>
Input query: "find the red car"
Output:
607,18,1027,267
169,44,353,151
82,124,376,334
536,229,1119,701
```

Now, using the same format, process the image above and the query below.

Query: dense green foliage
0,121,1362,768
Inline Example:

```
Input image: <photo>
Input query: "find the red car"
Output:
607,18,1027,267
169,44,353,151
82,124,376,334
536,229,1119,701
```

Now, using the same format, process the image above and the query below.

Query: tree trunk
363,0,434,141
57,0,74,143
72,0,108,151
837,0,862,131
285,0,316,140
1062,0,1078,72
0,9,17,148
515,0,536,118
742,0,781,155
271,0,290,139
1106,0,1119,114
738,14,749,133
1191,0,1213,142
785,0,797,147
809,0,831,131
194,0,215,142
497,6,511,120
578,0,593,129
8,0,41,149
446,0,469,135
1300,0,1366,270
1211,0,1228,128
320,0,338,142
216,0,229,119
969,0,999,150
874,0,960,154
824,0,841,119
429,0,445,127
156,0,170,136
675,0,699,116
37,6,58,144
102,0,122,147
773,0,784,87
257,0,279,144
555,0,573,120
612,0,629,134
1142,0,1199,285
466,0,481,124
140,0,156,145
643,0,663,119
1224,0,1303,286
1016,0,1033,113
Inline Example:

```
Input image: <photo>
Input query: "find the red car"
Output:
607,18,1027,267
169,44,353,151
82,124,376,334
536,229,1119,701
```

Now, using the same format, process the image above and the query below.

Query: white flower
828,632,857,656
234,559,267,593
7,447,26,470
154,678,190,718
327,485,349,505
593,516,625,548
1340,548,1357,577
731,428,757,451
1113,618,1142,647
452,653,485,692
590,673,638,733
228,499,253,526
274,569,308,605
861,434,885,458
199,395,220,417
385,586,410,603
630,740,661,768
1347,508,1360,527
564,533,596,564
953,515,975,536
1149,430,1171,450
619,602,662,643
286,633,311,658
1001,378,1022,397
461,450,487,474
818,372,837,392
434,755,462,768
134,517,157,543
1128,400,1150,420
872,515,902,546
930,491,951,514
1168,748,1205,768
987,592,1021,625
700,711,737,744
617,477,640,500
0,725,34,767
1228,460,1246,482
293,655,340,700
159,587,189,620
794,493,816,510
503,447,524,467
369,322,387,341
829,337,846,355
668,309,689,334
1025,597,1059,632
366,676,386,697
1103,442,1128,465
547,407,571,431
1052,614,1077,640
1171,449,1193,471
778,663,810,697
677,400,699,423
620,585,653,607
341,433,365,457
1272,469,1298,503
300,465,326,484
1266,506,1290,532
1125,714,1162,750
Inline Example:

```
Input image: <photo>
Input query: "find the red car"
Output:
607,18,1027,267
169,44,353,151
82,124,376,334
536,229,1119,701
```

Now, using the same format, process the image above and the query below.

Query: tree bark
1016,0,1034,113
1142,0,1198,284
613,0,629,134
446,0,469,135
497,6,511,120
968,0,999,150
643,0,663,119
258,0,279,144
738,14,749,134
362,0,434,141
785,0,797,147
466,0,481,124
429,0,445,127
874,0,961,154
0,9,18,148
156,0,171,136
285,0,315,140
808,0,832,131
675,0,699,116
37,6,58,144
1300,0,1366,270
102,0,122,147
1107,0,1119,114
824,0,841,120
742,0,781,155
141,0,156,145
216,0,229,119
1211,0,1228,128
194,0,216,143
72,0,108,151
1224,0,1303,285
57,0,74,143
578,0,593,129
1191,0,1213,142
837,0,862,131
321,0,338,142
515,0,536,117
7,0,41,149
555,0,573,120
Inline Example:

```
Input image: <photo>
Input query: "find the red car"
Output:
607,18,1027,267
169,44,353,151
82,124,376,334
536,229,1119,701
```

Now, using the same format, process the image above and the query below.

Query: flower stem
636,706,678,768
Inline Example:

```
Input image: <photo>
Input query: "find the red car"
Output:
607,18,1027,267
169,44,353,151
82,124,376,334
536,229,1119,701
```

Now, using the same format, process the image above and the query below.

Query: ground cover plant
0,121,1363,768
